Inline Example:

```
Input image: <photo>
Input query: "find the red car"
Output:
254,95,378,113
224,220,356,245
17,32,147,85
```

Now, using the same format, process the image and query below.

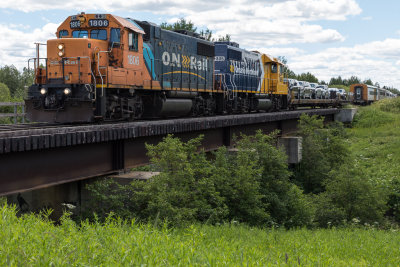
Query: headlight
64,88,71,95
58,51,64,57
58,44,64,50
40,88,47,95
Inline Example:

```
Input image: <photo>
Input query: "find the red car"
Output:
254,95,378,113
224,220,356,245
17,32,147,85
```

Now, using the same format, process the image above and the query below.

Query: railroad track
0,107,336,138
0,123,60,131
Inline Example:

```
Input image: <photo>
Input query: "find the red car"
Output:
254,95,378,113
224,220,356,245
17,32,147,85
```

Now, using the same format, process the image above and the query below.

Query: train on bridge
25,13,395,123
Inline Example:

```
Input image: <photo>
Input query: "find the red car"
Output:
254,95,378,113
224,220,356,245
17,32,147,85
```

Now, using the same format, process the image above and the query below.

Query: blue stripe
143,43,157,80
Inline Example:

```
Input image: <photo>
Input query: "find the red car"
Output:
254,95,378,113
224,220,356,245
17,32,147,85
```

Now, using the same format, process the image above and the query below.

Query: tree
160,18,197,32
292,115,350,194
315,165,387,226
278,56,299,79
237,131,314,227
343,76,361,86
0,65,21,97
297,72,319,83
0,65,33,99
0,83,12,123
0,82,11,102
199,29,213,41
160,18,237,43
87,132,314,228
329,76,343,85
161,18,216,41
363,78,373,85
215,34,231,42
386,87,400,96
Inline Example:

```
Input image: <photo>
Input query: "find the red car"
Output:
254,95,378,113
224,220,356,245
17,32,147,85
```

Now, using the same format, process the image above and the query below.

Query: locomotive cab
26,13,146,122
261,54,288,109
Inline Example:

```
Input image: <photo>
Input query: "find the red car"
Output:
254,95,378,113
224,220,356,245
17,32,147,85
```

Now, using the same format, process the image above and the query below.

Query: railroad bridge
0,108,345,214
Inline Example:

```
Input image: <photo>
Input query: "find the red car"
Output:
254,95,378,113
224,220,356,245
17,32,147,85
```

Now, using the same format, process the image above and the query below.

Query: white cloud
184,0,361,45
1,0,361,46
286,38,400,88
0,0,362,72
252,47,305,58
0,23,58,68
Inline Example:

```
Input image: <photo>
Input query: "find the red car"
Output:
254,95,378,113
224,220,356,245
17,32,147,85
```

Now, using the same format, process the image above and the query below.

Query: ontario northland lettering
162,51,208,71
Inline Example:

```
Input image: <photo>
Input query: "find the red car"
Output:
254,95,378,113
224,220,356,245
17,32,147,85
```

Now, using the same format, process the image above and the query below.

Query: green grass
0,204,399,266
349,99,400,187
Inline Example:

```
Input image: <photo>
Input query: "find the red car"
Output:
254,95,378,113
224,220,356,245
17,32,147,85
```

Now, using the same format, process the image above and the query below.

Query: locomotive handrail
231,74,238,99
28,57,48,84
96,50,109,97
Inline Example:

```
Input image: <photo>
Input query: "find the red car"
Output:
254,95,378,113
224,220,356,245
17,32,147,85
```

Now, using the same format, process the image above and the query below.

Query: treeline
0,65,34,101
161,18,231,43
86,114,399,228
0,65,33,123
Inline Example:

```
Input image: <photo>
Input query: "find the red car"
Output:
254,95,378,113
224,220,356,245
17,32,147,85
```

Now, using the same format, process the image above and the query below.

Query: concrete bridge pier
334,108,357,123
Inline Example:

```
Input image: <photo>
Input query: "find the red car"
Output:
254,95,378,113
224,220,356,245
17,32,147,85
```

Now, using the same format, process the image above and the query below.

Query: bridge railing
0,102,25,124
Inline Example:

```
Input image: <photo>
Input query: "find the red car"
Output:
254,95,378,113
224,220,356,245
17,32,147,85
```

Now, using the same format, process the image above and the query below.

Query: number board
70,20,81,29
88,19,109,27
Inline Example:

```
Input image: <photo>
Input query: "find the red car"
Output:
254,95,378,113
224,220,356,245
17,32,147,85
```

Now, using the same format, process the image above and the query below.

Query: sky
0,0,399,88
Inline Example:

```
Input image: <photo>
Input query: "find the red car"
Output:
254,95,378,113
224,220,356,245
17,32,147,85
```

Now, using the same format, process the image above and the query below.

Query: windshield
110,28,121,43
72,30,88,38
90,29,107,40
271,63,277,73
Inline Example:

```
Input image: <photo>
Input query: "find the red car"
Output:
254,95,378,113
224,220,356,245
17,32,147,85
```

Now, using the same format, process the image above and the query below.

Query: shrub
211,145,268,226
352,106,395,128
0,82,13,124
315,163,387,227
386,178,400,223
87,132,314,228
292,114,350,194
236,131,314,227
0,82,10,102
85,179,135,220
88,135,228,225
375,97,400,114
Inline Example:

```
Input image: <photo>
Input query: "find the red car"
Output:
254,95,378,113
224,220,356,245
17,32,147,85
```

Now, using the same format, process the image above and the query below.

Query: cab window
271,63,277,73
59,30,68,38
128,32,138,51
110,28,121,44
72,30,88,38
90,29,107,40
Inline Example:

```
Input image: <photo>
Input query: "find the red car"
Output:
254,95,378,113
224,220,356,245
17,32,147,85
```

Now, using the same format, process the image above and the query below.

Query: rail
0,102,25,124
